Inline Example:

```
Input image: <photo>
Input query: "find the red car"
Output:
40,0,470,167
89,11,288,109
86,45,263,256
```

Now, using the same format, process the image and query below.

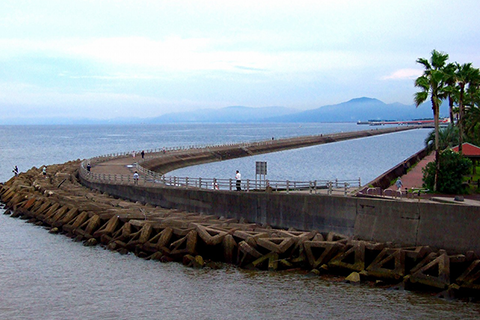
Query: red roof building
451,143,480,158
451,143,480,175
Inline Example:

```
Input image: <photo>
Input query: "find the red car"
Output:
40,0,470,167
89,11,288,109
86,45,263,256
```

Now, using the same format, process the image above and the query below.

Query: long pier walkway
87,125,418,193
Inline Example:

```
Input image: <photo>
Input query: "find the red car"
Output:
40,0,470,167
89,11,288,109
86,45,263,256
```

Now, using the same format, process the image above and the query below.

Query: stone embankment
2,161,480,300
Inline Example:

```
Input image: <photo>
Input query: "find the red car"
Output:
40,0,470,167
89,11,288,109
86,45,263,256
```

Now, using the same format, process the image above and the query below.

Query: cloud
0,34,370,77
381,69,423,80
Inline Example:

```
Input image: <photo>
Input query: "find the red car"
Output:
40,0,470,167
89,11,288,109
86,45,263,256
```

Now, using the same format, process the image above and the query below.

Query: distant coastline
0,97,449,126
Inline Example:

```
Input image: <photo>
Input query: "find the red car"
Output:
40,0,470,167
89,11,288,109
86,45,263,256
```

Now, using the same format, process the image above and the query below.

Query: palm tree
464,86,480,145
465,105,480,145
414,49,449,191
443,63,458,124
454,62,480,154
424,124,459,152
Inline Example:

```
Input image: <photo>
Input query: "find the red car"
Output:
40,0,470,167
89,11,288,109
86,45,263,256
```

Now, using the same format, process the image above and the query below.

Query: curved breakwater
2,129,480,301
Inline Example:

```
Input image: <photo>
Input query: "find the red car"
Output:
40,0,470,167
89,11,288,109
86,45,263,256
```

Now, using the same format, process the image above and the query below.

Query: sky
1,0,480,121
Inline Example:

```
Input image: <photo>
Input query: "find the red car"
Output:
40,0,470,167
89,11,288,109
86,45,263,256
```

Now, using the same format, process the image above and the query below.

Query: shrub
422,150,472,194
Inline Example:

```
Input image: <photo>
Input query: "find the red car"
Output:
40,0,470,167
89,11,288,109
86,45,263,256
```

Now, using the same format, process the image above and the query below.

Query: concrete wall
80,176,480,255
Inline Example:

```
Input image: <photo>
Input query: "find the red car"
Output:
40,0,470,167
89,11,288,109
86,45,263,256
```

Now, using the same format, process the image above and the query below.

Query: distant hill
148,106,297,123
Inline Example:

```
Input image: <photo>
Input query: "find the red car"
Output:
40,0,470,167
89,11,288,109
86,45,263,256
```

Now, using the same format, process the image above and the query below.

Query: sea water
1,123,479,320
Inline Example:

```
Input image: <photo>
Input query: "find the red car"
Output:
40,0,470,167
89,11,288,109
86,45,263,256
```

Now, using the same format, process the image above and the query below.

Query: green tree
414,49,449,191
422,149,472,194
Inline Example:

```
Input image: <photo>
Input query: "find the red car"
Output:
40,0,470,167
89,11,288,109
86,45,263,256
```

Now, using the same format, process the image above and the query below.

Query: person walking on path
235,170,241,191
395,177,403,191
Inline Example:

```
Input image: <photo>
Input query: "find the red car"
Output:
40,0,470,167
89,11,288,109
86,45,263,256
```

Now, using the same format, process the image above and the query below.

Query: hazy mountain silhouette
264,97,445,123
149,97,447,124
0,97,448,125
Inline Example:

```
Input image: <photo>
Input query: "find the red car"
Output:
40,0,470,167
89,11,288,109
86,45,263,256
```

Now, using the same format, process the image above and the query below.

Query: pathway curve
88,126,418,183
390,153,435,190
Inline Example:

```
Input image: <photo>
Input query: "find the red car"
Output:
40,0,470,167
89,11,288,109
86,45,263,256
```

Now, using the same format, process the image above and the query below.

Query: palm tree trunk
432,97,440,192
449,96,455,124
459,87,465,154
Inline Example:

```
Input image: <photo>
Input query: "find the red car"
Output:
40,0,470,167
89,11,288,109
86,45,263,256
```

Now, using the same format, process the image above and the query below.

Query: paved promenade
385,152,480,205
90,156,137,176
86,127,480,205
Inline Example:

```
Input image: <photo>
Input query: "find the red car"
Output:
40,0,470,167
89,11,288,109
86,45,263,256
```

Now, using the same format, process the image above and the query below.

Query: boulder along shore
1,161,480,301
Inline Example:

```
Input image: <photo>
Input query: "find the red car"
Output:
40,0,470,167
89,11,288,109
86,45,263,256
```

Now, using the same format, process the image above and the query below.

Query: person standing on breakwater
235,170,241,191
42,166,47,178
133,171,139,184
141,150,145,159
87,163,91,171
12,166,18,177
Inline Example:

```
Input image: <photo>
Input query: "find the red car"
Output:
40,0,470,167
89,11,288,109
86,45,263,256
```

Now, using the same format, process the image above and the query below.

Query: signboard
256,161,267,175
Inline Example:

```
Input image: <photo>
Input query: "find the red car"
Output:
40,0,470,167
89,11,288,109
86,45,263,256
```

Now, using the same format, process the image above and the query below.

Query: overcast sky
1,0,479,120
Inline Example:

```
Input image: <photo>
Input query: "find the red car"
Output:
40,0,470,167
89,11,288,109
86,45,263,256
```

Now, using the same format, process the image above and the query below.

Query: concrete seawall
78,125,480,255
79,178,480,255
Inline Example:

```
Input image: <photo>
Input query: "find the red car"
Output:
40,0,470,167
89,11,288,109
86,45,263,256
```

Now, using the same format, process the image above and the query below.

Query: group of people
12,165,48,178
132,151,146,159
12,166,47,179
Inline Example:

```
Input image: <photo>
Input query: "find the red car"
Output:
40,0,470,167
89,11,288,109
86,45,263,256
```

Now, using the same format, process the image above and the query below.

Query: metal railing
80,159,360,196
77,131,388,195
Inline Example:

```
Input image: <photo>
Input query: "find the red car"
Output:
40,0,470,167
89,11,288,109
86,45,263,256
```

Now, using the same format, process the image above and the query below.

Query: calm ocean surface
1,123,479,320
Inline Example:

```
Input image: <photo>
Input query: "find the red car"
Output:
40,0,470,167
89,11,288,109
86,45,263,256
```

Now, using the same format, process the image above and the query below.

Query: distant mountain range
0,97,449,125
148,97,447,124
